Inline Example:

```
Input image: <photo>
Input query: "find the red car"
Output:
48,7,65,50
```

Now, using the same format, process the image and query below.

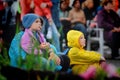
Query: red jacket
20,0,33,20
0,0,4,10
34,0,52,19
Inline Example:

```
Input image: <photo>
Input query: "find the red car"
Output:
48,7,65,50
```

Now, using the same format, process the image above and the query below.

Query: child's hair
101,0,112,6
22,13,44,29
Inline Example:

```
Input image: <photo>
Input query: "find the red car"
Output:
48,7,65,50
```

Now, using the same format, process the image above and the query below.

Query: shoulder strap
62,47,71,55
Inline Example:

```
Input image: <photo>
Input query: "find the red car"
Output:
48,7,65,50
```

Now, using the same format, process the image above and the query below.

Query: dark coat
97,9,120,43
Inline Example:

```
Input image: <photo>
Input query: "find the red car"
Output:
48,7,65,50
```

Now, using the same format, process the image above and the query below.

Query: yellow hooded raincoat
67,30,102,75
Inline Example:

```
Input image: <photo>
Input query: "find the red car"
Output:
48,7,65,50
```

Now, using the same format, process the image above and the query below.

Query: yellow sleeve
68,48,101,65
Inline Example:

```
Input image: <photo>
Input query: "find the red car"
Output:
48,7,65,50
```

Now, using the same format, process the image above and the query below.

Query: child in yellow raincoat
67,30,105,75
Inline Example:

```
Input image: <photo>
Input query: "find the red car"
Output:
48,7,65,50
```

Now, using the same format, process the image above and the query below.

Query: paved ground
106,59,120,68
85,44,120,68
99,46,120,68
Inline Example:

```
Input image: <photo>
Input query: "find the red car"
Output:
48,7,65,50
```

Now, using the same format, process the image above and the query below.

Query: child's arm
48,48,61,65
68,48,103,64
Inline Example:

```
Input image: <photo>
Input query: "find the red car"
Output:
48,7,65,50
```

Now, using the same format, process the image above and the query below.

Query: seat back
87,21,104,56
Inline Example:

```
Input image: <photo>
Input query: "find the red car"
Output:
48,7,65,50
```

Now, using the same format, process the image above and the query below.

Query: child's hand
111,27,120,32
48,52,61,65
48,18,53,25
40,3,47,8
30,0,34,9
48,48,61,65
45,42,50,49
40,42,50,49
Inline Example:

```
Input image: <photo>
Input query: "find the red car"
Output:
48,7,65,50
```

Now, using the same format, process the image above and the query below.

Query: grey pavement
84,43,120,68
99,45,120,68
106,59,120,68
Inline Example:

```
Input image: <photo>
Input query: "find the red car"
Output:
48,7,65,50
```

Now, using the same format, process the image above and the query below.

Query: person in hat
21,13,61,65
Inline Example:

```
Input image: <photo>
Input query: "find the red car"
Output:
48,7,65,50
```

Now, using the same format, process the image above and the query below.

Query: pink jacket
34,0,52,19
21,29,46,55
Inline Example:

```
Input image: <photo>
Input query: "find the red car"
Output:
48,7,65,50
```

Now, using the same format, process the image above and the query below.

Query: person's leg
59,54,70,72
50,44,70,71
111,32,120,58
61,20,72,47
50,22,61,52
51,4,64,51
42,16,61,52
41,17,49,38
51,3,61,29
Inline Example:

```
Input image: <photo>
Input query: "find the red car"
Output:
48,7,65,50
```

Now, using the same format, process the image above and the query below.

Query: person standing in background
2,0,16,52
51,0,64,51
34,0,61,52
51,0,61,29
0,0,4,54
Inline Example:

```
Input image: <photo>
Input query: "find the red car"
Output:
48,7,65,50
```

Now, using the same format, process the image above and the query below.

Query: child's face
30,18,42,31
79,35,86,47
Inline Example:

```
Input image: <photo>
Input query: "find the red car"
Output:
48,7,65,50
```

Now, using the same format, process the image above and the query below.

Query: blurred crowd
0,0,120,59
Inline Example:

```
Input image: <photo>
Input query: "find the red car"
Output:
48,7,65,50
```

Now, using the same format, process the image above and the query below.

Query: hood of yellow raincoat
67,30,84,49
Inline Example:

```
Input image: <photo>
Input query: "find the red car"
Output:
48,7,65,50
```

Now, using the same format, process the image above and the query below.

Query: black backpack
59,47,71,71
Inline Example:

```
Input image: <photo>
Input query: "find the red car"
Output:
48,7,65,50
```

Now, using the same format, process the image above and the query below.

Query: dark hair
60,0,65,9
2,0,13,6
101,0,113,6
72,0,81,7
40,17,44,26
